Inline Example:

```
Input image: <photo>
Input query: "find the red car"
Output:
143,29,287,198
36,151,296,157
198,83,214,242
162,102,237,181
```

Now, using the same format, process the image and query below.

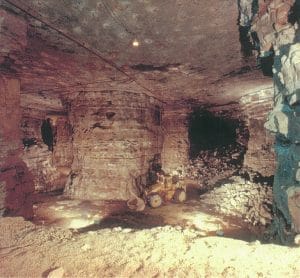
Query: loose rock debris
1,217,300,277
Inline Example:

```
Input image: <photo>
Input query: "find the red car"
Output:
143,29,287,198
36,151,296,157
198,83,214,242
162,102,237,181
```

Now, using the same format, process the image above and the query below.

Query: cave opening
187,108,249,190
41,118,54,151
188,109,240,158
189,109,238,158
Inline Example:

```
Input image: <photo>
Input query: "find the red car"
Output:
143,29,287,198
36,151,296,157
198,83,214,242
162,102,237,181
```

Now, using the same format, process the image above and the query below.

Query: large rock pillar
253,0,300,243
0,77,34,218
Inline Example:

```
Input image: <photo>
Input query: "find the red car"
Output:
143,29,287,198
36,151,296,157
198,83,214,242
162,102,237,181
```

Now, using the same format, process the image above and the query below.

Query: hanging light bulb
132,39,140,47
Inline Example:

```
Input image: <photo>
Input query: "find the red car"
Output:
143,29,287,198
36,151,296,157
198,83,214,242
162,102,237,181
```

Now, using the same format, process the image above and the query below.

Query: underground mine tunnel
1,0,300,277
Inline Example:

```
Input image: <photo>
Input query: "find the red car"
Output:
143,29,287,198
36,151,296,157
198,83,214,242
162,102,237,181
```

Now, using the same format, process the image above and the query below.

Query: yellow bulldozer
142,174,187,208
127,173,187,210
127,154,187,210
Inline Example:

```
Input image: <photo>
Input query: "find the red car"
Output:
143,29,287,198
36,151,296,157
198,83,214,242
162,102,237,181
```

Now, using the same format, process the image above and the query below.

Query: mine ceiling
2,0,272,103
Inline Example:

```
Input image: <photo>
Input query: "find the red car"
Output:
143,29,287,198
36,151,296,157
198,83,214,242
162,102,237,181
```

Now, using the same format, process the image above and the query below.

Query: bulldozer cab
144,173,187,208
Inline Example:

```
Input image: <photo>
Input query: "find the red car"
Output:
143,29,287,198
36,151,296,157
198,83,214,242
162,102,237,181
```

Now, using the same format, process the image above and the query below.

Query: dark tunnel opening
187,108,249,190
189,109,241,158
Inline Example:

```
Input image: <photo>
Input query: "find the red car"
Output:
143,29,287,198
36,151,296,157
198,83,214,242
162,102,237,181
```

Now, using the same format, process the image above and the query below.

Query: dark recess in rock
131,64,179,72
239,26,254,57
0,57,17,74
259,49,274,77
288,1,300,25
106,112,116,119
22,138,37,147
41,119,54,151
188,109,239,158
153,106,161,126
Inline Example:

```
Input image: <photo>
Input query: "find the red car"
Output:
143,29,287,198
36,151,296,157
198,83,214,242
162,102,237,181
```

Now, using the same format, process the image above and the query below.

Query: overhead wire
100,0,135,36
2,0,163,102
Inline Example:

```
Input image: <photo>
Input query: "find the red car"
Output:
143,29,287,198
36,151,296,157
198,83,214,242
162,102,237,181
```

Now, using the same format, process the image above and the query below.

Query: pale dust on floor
1,217,300,278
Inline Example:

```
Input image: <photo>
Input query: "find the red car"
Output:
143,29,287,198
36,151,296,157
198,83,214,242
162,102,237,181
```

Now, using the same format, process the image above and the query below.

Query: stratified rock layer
240,88,276,176
0,77,34,219
65,91,163,200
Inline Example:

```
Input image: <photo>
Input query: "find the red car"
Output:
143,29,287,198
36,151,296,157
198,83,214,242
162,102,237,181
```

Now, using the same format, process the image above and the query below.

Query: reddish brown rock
240,88,275,176
0,77,34,218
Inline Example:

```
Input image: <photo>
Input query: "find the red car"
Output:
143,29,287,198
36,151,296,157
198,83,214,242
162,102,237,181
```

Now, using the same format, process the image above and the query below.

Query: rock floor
1,183,300,277
1,215,300,278
32,191,258,241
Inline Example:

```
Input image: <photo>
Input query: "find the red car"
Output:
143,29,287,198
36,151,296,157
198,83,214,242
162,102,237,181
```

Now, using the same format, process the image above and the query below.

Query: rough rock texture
65,91,163,200
161,104,190,174
252,0,300,242
0,7,27,62
238,0,257,27
200,176,273,226
21,93,73,192
0,77,34,219
186,145,246,189
240,88,276,176
0,8,34,218
0,1,282,215
1,0,272,104
183,105,248,188
13,0,242,70
159,95,275,189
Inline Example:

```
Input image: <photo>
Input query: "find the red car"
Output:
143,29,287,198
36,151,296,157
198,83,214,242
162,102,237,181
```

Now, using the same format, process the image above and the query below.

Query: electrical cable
100,0,135,36
2,0,163,102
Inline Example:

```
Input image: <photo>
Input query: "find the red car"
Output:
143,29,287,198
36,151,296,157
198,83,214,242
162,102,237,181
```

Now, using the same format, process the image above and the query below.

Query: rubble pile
186,144,246,189
200,176,273,226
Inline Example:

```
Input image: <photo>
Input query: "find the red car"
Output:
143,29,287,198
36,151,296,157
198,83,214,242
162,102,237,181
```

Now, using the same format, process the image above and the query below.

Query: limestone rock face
287,186,300,233
253,0,300,240
240,88,276,176
0,8,27,61
252,0,296,52
0,1,285,217
20,93,73,192
0,77,34,219
65,91,163,200
162,105,190,174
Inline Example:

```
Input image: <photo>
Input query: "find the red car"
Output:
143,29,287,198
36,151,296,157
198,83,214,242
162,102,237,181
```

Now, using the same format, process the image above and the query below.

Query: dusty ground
1,187,300,278
31,188,259,241
1,215,300,278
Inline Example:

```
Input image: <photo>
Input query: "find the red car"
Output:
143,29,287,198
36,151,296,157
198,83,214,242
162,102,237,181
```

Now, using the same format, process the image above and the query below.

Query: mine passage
1,0,300,277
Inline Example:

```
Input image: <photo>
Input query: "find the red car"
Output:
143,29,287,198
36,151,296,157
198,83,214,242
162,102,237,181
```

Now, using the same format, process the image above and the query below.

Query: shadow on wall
0,156,34,219
288,1,300,26
237,0,259,57
267,104,300,242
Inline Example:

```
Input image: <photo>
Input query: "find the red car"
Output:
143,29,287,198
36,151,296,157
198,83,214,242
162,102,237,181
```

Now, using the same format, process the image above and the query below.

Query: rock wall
1,4,165,202
161,105,190,174
0,9,34,218
184,104,249,189
240,88,276,176
65,91,163,200
21,93,73,192
0,6,73,218
0,77,34,219
252,0,300,242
